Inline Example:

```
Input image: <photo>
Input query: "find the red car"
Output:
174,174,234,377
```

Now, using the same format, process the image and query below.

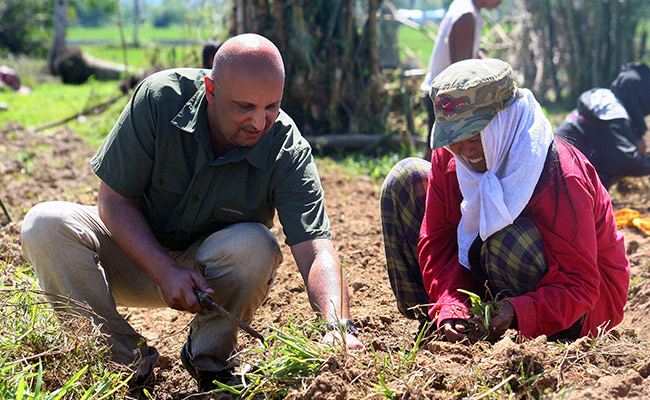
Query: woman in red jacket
381,58,629,342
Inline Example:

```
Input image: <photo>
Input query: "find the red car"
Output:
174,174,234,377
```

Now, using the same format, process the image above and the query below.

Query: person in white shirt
421,0,502,161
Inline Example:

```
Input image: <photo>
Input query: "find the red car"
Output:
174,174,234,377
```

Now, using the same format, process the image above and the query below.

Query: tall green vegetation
229,1,388,136
490,0,650,102
0,0,53,56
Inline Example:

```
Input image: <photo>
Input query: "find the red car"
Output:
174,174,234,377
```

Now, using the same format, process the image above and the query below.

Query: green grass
315,145,420,184
67,24,217,70
69,94,130,148
216,317,431,400
457,288,498,336
0,79,121,127
67,24,214,45
0,262,129,399
81,43,202,70
0,75,127,148
397,25,436,68
218,319,343,399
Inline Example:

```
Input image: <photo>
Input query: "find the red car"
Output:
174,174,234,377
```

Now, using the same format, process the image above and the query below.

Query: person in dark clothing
202,40,223,69
555,62,650,189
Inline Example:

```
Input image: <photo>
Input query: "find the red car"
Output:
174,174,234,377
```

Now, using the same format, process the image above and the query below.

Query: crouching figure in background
555,62,650,189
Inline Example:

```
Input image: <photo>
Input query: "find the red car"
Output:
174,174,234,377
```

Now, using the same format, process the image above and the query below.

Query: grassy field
71,24,437,75
82,43,202,70
0,77,127,149
68,24,214,69
397,25,437,68
67,24,212,44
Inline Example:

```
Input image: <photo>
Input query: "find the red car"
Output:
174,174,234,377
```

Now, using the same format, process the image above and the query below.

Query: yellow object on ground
614,208,650,236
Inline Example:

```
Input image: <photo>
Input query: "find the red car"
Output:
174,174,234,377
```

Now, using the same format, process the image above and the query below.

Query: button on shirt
91,68,330,250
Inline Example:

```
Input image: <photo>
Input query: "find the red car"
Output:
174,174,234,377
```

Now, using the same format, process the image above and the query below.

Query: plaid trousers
380,157,431,321
380,157,550,321
477,217,548,298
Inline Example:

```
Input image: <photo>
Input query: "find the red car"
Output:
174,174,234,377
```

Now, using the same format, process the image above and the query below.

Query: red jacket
418,141,630,338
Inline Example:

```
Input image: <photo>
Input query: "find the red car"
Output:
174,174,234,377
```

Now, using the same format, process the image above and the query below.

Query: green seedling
457,289,497,330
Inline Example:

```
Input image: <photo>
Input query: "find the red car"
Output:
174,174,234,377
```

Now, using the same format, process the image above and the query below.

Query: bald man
21,33,363,396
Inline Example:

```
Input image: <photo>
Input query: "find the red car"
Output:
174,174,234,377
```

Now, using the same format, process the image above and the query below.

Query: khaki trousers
21,201,282,378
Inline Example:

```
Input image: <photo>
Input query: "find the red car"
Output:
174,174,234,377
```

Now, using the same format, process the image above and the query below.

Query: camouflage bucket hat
430,58,519,150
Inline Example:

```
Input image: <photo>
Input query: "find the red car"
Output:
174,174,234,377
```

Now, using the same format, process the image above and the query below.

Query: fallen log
54,46,142,84
32,93,127,132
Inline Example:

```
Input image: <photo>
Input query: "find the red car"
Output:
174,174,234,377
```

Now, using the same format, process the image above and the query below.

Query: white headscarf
447,88,554,269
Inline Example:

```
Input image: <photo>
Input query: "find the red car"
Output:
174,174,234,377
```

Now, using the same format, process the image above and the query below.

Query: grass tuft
0,261,130,399
215,319,344,399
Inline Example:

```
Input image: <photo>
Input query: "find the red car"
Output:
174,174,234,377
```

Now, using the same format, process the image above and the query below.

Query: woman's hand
487,300,516,340
440,318,470,342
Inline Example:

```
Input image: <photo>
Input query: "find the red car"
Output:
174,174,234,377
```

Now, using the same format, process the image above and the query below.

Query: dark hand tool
193,288,265,342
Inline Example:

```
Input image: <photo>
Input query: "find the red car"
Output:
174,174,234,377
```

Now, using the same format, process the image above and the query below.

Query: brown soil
1,124,650,399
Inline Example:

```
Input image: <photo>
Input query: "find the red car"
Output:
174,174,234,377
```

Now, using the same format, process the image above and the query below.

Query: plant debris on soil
1,124,650,399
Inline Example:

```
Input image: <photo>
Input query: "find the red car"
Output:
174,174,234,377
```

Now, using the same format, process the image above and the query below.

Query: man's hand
486,300,516,340
157,264,214,313
323,329,365,352
98,182,214,314
440,318,470,342
290,239,365,352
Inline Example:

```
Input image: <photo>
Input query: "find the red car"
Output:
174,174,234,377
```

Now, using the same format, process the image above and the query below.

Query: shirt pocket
147,163,191,222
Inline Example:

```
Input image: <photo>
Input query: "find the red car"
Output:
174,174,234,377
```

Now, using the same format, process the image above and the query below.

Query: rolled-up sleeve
271,140,331,246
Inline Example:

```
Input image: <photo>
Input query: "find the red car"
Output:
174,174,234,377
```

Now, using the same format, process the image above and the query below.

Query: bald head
211,33,285,85
203,33,285,154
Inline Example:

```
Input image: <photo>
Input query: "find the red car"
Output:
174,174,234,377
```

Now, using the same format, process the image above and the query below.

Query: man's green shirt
91,68,330,250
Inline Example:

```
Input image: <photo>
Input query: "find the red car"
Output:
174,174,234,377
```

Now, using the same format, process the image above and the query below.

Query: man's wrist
325,318,359,336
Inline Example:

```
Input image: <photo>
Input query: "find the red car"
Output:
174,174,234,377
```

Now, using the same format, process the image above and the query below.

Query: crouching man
22,33,363,395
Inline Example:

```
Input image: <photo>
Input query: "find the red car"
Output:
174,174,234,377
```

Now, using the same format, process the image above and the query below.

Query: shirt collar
211,134,271,170
169,82,274,170
170,84,206,134
245,130,273,169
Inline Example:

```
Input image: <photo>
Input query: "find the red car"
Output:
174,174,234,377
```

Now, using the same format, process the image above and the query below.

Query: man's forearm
291,238,364,350
97,181,177,285
305,260,351,322
291,238,351,323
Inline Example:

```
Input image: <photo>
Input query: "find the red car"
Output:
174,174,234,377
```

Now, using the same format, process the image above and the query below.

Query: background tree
496,0,650,103
150,0,186,28
49,0,69,75
0,0,52,56
229,0,388,136
71,0,116,27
